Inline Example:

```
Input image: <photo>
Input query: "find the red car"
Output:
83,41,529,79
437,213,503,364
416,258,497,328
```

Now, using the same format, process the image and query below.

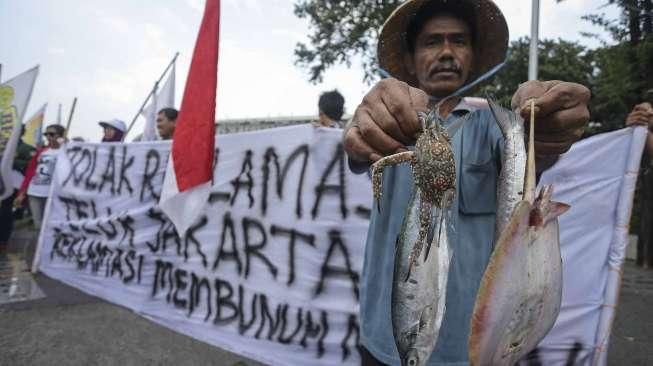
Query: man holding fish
343,1,590,365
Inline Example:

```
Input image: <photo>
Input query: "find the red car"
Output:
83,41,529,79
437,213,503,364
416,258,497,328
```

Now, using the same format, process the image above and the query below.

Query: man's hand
626,102,653,129
511,80,591,156
13,193,25,208
344,78,429,163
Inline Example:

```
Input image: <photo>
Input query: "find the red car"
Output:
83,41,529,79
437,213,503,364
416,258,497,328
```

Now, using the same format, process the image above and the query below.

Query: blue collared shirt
359,99,503,365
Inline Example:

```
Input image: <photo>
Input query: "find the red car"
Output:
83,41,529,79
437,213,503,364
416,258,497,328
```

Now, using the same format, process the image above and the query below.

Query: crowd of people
0,107,179,255
1,2,653,363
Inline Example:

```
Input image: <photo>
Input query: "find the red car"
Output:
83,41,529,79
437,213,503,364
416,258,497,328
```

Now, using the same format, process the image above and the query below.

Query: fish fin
486,96,524,138
530,185,570,227
549,201,571,218
405,256,414,282
416,200,431,262
405,204,430,281
424,208,438,260
530,201,571,227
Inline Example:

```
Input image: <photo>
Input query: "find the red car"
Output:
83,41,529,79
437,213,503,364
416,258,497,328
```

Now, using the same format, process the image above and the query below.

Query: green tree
481,37,593,107
574,0,653,265
577,0,653,131
293,1,596,97
293,0,400,83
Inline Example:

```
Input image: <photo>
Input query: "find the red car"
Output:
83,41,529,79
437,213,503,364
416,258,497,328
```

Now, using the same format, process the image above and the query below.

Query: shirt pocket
459,159,497,215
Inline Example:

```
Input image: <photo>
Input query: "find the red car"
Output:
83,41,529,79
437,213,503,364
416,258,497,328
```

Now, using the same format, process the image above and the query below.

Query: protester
626,102,653,156
99,119,127,142
315,90,345,128
15,124,65,230
0,127,36,255
156,108,178,140
342,1,590,364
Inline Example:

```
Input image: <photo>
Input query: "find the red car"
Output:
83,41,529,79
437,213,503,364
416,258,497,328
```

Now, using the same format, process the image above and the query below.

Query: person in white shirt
14,124,65,229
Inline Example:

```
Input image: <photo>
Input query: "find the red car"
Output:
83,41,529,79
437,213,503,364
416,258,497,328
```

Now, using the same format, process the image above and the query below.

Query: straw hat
378,0,509,89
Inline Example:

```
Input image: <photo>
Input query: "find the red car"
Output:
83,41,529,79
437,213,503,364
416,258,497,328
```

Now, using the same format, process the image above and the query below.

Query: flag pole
57,103,62,125
64,97,77,138
528,0,540,81
125,52,180,137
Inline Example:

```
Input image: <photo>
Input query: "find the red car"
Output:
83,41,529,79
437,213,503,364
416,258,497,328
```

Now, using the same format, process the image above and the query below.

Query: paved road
1,228,652,365
608,262,653,365
0,229,264,366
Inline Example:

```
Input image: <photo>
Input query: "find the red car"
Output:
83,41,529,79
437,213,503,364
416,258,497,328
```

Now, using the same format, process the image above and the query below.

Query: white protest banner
35,125,646,365
520,126,647,365
37,125,371,365
0,65,39,199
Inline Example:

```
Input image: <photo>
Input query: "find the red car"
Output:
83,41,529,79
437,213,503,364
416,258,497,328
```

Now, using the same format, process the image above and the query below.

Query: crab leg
371,151,414,211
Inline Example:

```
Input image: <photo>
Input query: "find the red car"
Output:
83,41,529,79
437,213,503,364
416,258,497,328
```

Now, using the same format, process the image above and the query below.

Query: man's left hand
511,80,591,156
626,102,653,129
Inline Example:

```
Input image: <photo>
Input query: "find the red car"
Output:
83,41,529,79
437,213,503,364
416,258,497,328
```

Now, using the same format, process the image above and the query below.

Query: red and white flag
159,0,220,234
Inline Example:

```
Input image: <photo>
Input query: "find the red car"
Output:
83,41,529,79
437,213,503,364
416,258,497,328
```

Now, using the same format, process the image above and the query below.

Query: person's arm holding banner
626,102,653,156
13,147,42,207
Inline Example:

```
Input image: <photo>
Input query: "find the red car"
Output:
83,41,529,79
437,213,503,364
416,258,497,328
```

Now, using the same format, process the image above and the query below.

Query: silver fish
487,98,527,239
469,100,570,366
372,110,458,366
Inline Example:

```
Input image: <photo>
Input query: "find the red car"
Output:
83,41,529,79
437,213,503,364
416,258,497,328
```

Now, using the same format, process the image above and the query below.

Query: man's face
407,14,474,97
43,128,61,146
156,112,176,140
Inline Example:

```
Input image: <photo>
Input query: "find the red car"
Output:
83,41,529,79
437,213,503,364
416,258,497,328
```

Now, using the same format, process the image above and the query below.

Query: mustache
429,61,461,76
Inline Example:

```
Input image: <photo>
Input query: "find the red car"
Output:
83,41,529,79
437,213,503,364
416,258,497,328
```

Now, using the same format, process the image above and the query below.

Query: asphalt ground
1,227,651,366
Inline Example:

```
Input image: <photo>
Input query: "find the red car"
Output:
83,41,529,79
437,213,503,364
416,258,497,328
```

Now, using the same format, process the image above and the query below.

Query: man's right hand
343,78,429,163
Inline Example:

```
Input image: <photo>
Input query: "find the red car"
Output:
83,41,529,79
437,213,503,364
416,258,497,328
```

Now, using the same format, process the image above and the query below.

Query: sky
0,0,620,142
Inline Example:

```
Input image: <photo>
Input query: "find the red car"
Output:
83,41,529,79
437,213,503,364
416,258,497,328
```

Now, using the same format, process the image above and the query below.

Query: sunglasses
43,132,58,137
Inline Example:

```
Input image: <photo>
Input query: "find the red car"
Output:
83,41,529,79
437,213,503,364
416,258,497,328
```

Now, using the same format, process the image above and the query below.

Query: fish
487,98,527,239
372,108,462,366
468,100,570,366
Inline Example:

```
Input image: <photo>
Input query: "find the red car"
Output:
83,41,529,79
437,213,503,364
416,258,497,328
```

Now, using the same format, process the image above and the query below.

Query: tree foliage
480,37,593,107
294,0,652,129
293,0,400,83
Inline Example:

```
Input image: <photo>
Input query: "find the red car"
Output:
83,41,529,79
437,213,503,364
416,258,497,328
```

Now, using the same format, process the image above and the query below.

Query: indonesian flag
159,0,220,234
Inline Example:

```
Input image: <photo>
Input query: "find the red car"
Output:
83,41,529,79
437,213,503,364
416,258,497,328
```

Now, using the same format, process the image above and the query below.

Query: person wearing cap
344,1,590,365
99,119,127,142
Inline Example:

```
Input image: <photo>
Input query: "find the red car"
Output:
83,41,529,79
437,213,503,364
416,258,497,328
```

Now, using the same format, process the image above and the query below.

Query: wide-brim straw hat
378,0,509,89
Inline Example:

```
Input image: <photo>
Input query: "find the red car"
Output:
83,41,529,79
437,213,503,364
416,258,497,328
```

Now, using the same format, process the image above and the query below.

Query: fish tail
487,97,522,138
